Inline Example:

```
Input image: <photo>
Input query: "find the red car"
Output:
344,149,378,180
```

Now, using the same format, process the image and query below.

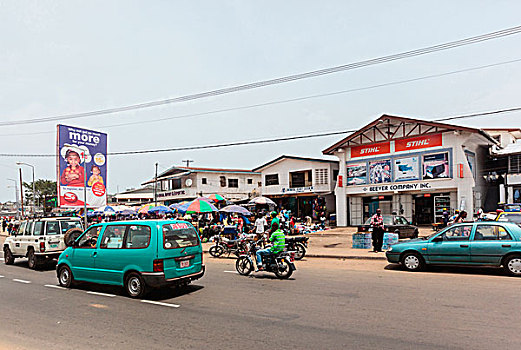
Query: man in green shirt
269,211,279,232
256,222,285,271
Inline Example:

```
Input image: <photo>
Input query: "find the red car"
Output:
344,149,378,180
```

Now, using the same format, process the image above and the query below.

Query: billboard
423,152,450,180
346,163,367,186
351,141,390,158
369,159,391,184
394,156,419,181
57,125,107,208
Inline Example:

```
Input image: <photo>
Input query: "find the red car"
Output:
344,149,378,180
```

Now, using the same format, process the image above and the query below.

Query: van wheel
3,246,15,265
27,249,39,270
125,272,146,298
58,265,74,288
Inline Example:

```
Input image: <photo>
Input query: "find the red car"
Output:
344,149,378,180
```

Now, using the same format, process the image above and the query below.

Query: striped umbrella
185,198,219,213
138,204,155,214
208,194,226,202
248,196,276,206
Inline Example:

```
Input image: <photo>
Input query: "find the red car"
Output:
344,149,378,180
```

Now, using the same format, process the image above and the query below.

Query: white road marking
13,279,31,284
45,284,66,290
223,270,238,274
141,300,180,308
0,258,4,261
0,275,4,278
86,291,116,297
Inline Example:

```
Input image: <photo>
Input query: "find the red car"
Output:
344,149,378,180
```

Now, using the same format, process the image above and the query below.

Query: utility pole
154,162,158,206
182,160,194,167
19,168,24,218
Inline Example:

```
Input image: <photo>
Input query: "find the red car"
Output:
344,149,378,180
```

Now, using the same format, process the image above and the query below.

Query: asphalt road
0,254,520,350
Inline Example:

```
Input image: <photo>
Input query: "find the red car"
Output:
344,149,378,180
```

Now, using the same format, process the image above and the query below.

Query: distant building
112,186,155,206
486,129,521,205
142,166,261,205
254,155,338,218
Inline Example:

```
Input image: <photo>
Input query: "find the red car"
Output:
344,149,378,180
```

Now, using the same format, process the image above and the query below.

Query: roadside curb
202,249,387,261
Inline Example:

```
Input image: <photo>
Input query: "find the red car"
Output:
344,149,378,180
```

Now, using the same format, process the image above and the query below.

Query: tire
3,246,15,265
209,245,224,258
58,265,74,288
64,228,84,247
125,272,147,298
274,258,293,279
503,255,521,276
400,251,425,272
235,256,253,276
27,249,39,270
294,243,306,260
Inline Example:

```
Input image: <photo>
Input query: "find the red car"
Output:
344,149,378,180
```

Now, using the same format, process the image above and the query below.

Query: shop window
172,179,182,189
202,178,207,185
228,179,239,188
265,174,279,186
315,168,329,185
333,169,339,182
247,178,253,185
220,176,227,187
290,170,312,188
509,155,521,173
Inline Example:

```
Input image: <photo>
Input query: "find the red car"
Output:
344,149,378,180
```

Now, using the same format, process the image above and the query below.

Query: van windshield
162,223,199,249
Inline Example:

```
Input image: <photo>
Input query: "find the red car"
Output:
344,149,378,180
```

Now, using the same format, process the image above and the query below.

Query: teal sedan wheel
504,255,521,276
401,252,425,272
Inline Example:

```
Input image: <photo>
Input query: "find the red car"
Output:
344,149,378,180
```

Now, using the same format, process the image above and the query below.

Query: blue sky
1,1,521,201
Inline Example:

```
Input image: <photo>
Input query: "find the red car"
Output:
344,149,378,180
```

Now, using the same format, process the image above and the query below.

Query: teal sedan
386,222,521,276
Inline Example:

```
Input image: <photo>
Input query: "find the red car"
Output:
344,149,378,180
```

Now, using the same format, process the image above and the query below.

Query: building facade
112,186,155,206
323,115,498,226
142,166,261,205
254,155,338,218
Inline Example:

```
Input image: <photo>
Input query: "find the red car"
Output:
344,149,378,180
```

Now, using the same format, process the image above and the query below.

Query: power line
2,57,521,137
2,25,521,127
0,106,520,158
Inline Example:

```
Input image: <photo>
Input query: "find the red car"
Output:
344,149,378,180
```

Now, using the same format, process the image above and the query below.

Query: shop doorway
363,196,392,222
414,195,434,225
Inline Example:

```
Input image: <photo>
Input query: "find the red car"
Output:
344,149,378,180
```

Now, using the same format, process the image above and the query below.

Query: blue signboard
57,125,107,208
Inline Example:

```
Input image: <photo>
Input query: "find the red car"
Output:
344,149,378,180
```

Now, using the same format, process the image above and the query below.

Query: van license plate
50,244,58,248
180,260,190,268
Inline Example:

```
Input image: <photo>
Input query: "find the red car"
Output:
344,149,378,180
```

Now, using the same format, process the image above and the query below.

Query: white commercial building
142,166,261,204
323,115,498,226
254,155,338,218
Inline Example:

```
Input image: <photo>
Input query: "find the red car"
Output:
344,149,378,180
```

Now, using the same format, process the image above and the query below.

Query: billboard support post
19,168,24,218
82,151,87,229
154,162,158,206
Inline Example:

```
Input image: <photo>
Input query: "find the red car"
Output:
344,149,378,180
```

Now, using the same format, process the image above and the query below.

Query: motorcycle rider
256,222,285,271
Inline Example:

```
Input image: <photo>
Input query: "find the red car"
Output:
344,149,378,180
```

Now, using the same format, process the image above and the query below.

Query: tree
23,179,57,213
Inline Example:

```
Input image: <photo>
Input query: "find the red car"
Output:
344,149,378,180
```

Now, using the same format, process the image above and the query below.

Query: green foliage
23,179,57,209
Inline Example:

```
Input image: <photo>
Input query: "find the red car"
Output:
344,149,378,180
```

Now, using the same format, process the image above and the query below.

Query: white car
3,217,83,269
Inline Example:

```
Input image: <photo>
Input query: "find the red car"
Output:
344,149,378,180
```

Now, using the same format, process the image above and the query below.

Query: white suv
3,217,83,269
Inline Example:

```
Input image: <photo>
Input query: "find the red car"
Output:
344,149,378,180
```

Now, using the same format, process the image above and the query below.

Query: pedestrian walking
370,208,385,253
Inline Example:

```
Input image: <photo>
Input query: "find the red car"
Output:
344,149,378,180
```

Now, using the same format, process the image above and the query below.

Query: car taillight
40,241,45,253
359,227,365,232
153,259,164,272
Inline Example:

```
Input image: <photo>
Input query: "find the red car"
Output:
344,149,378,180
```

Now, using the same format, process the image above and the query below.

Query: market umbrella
208,194,226,202
219,205,252,216
185,198,219,213
148,205,173,214
138,204,155,214
248,196,276,206
119,209,136,216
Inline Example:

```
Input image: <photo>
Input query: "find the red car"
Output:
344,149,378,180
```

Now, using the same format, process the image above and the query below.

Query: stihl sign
351,142,390,158
395,134,442,152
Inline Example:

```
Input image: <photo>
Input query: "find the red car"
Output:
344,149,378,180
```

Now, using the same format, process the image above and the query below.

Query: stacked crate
382,232,399,250
352,233,372,249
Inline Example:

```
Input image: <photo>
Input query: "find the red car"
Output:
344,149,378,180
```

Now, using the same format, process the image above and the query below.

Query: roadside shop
323,115,498,226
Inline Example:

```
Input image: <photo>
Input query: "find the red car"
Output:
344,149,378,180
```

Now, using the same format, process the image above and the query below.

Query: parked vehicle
496,212,521,225
386,222,521,276
357,215,418,239
3,217,83,269
208,235,249,258
286,236,308,260
56,220,205,298
235,239,296,279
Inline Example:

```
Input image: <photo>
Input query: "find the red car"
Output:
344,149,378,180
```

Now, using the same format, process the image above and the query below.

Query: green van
56,220,205,298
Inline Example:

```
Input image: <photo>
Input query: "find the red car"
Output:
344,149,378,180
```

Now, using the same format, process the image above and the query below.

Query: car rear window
60,220,83,234
162,223,199,249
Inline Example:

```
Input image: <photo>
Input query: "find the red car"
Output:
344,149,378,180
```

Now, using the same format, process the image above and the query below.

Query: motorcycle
285,236,308,260
235,240,296,279
209,235,248,258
